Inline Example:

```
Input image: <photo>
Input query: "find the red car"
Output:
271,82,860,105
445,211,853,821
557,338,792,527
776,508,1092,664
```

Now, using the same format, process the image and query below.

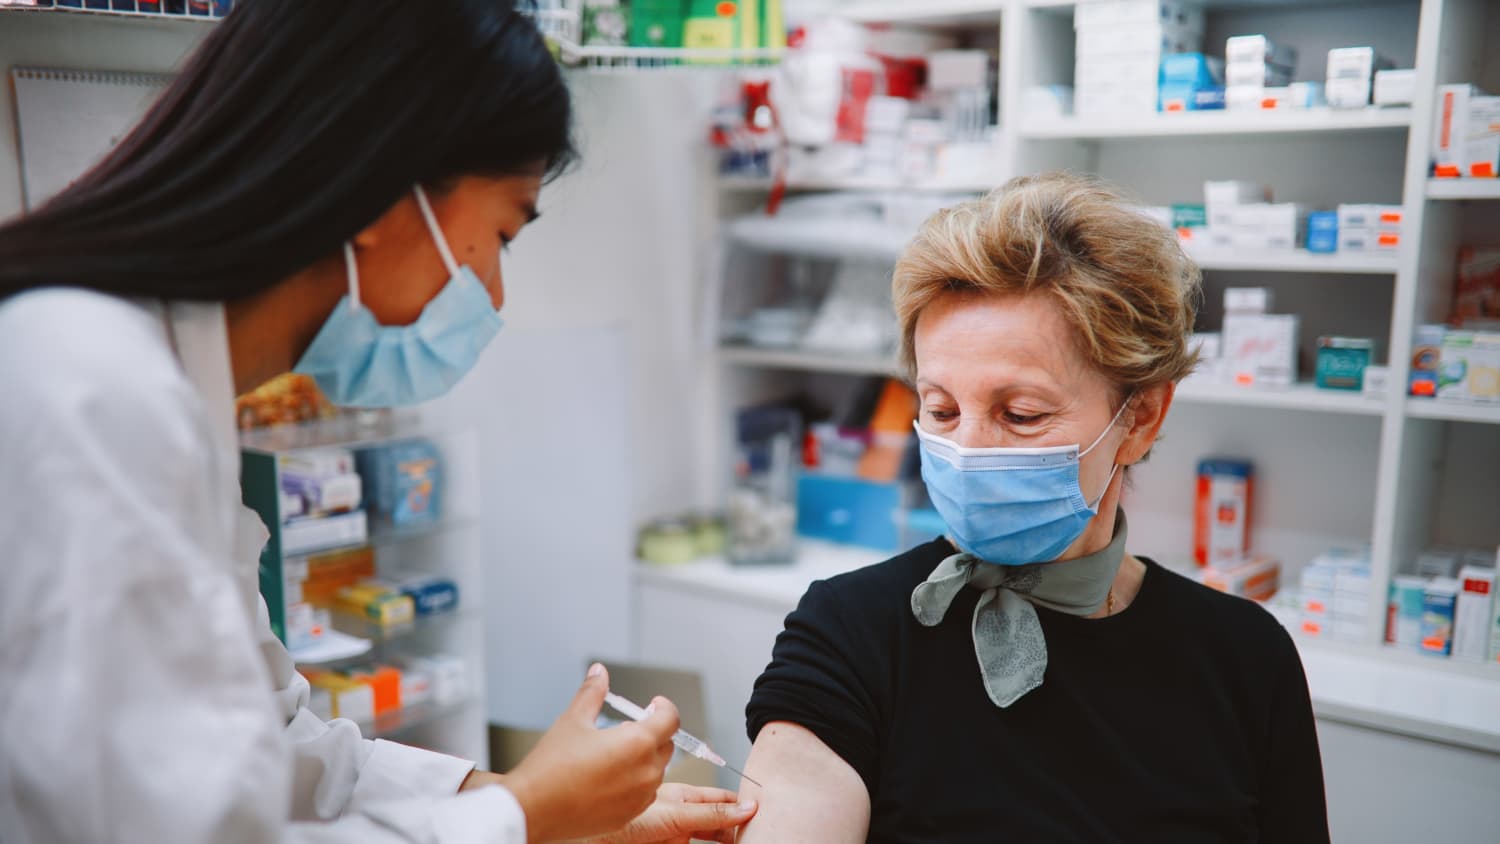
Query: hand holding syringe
605,692,763,788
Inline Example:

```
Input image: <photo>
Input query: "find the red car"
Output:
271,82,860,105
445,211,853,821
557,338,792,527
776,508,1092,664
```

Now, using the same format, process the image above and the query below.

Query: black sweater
747,539,1330,843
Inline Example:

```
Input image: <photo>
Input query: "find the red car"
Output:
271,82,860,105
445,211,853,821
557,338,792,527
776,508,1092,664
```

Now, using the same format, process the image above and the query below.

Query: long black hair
0,0,574,302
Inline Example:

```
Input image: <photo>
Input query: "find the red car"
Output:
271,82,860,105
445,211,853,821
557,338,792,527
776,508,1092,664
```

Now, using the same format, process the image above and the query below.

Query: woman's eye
1004,411,1046,426
926,410,958,422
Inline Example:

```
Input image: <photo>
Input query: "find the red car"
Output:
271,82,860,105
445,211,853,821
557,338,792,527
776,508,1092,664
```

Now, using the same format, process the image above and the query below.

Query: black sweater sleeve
745,578,885,795
1256,627,1332,842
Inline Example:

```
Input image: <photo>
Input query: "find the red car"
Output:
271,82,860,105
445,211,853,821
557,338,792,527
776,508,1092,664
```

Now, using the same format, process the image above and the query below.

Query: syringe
604,691,762,788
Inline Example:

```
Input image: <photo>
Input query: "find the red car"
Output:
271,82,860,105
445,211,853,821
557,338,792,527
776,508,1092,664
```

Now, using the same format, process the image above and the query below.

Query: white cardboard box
1373,69,1416,106
1224,312,1299,386
1464,96,1500,178
1433,84,1483,177
1225,35,1297,68
1453,566,1496,661
1074,0,1204,31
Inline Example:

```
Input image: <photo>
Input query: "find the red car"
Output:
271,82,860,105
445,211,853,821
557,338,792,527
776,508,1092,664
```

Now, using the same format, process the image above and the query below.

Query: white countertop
634,544,1500,754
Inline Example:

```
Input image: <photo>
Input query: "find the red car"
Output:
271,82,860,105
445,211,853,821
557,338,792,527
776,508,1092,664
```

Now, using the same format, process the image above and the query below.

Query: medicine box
1224,62,1292,88
1204,180,1270,206
1074,0,1205,31
1161,53,1223,86
1452,566,1495,661
1416,548,1462,580
1077,88,1159,117
927,50,990,92
1224,286,1272,314
1225,35,1297,68
1315,337,1373,391
1076,22,1201,58
1421,577,1461,656
1362,364,1390,397
1194,457,1253,567
1387,576,1428,648
355,439,444,527
1306,210,1338,253
1326,46,1393,84
1433,84,1482,177
1224,313,1299,387
1374,69,1416,106
1076,56,1162,92
1201,555,1280,602
1465,96,1500,178
1171,203,1208,238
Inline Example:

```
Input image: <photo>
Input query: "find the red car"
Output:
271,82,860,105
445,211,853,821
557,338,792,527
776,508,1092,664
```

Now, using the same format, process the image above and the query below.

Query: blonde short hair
893,172,1201,394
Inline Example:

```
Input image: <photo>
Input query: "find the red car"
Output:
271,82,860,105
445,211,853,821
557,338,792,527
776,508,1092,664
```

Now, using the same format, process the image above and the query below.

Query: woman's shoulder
0,288,198,441
1141,558,1298,658
801,538,957,622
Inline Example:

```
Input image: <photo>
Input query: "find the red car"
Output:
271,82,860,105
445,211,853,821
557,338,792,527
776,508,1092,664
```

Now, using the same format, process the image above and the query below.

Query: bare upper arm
734,721,870,844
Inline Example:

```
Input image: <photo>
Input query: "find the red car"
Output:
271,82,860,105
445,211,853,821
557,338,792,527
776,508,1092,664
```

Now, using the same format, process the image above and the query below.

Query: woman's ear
1117,383,1174,466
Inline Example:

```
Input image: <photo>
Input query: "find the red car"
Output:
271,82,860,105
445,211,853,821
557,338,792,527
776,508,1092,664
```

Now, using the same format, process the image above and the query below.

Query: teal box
1315,337,1373,391
797,474,903,551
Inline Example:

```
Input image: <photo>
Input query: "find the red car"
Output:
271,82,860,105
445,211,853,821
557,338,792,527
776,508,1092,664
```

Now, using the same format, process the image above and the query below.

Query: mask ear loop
343,243,362,311
412,184,461,279
1080,393,1135,509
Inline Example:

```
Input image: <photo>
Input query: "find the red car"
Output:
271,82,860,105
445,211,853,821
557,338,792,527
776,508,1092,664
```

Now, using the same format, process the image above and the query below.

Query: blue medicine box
1159,54,1225,112
1307,211,1338,253
797,474,903,551
355,439,443,527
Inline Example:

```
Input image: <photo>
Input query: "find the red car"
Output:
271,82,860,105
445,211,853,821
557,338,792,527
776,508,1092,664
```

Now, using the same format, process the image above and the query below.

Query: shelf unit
241,417,489,765
700,0,1500,695
1020,106,1414,139
1426,178,1500,200
0,3,225,23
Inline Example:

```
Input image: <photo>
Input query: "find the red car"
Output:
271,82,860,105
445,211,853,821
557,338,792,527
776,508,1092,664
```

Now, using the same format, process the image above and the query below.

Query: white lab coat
0,288,526,843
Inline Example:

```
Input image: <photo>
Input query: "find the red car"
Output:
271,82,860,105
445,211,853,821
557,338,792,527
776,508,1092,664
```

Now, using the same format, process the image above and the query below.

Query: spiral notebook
9,66,173,210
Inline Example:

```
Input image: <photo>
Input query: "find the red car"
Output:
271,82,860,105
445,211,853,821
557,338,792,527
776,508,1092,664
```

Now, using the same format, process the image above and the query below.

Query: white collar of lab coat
161,300,239,456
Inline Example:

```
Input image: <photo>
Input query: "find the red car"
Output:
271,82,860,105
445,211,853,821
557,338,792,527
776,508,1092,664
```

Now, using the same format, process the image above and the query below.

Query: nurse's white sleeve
253,594,501,819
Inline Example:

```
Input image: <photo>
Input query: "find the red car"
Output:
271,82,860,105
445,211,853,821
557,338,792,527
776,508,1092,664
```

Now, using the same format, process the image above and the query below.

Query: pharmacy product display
1406,251,1500,404
1146,180,1403,258
303,653,472,726
242,437,457,654
1383,548,1499,663
1028,11,1415,120
712,18,997,187
1072,0,1204,117
1296,548,1375,644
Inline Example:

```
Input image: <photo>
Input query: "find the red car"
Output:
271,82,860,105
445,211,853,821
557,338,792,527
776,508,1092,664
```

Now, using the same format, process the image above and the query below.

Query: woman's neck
224,257,344,395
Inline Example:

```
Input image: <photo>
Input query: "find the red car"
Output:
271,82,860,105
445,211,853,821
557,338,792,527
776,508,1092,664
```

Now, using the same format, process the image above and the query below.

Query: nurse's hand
576,783,758,844
478,664,679,843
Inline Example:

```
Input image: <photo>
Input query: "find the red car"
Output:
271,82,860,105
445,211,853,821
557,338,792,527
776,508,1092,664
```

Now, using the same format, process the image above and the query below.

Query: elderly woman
735,173,1329,842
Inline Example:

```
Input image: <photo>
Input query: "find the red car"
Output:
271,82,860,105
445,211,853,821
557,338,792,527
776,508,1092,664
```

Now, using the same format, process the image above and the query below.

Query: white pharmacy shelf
1294,636,1500,754
840,0,1006,26
1425,178,1500,200
726,214,913,261
720,344,900,377
718,173,999,194
1020,107,1413,140
1405,399,1500,425
1175,380,1387,416
1188,248,1398,275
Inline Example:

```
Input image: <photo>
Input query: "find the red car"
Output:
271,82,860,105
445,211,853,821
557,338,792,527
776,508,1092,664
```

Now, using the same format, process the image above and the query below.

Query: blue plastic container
797,474,903,551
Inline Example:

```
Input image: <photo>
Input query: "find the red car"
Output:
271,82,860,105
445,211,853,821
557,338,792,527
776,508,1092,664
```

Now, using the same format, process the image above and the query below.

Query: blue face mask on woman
915,397,1131,566
294,185,503,408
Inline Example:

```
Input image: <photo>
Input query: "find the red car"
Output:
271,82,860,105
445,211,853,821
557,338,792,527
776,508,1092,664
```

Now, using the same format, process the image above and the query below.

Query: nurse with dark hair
0,2,755,842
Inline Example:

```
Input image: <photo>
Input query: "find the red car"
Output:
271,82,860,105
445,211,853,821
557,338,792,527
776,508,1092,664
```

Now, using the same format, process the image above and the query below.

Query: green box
1171,203,1208,230
630,0,685,48
1315,337,1373,391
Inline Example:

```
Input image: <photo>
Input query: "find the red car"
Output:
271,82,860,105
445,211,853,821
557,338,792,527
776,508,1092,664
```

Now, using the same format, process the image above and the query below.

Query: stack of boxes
1387,548,1499,661
1298,548,1374,644
1326,47,1393,109
1073,0,1204,118
1203,179,1269,251
1336,203,1403,253
1159,52,1224,112
1221,287,1299,388
1224,35,1297,112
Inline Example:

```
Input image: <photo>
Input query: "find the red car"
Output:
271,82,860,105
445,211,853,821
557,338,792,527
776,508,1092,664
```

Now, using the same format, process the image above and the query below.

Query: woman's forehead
913,292,1093,391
